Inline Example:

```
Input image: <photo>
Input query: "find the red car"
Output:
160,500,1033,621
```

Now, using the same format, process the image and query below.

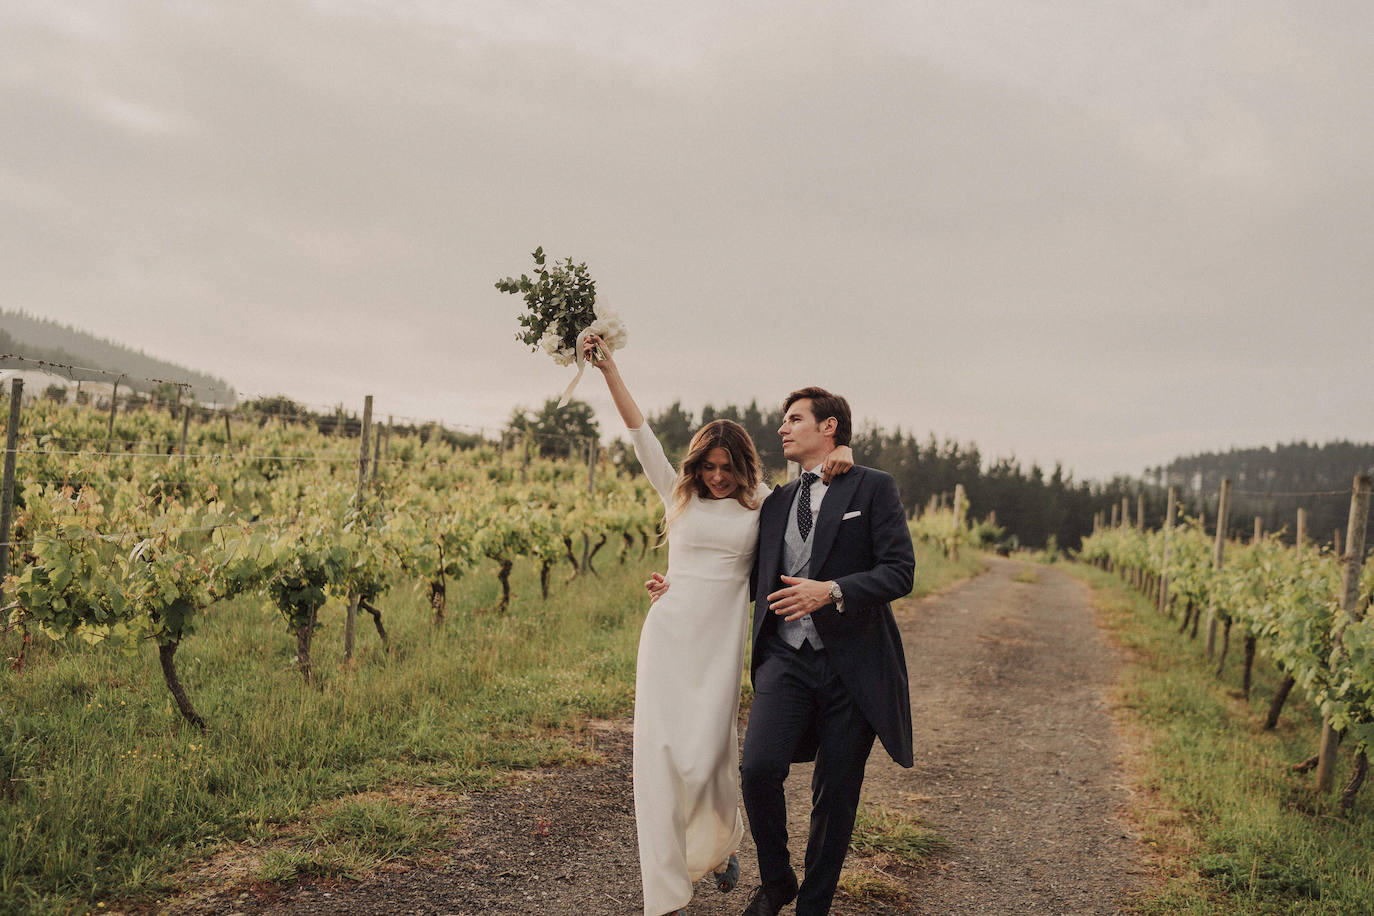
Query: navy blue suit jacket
750,465,916,768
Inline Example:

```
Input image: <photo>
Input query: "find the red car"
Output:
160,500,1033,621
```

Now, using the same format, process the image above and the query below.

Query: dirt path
858,555,1152,915
165,557,1150,915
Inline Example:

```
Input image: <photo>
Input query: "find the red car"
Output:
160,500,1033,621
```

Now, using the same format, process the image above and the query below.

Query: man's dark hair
783,386,852,447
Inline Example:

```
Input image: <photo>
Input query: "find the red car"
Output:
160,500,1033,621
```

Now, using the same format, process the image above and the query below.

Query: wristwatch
828,580,844,611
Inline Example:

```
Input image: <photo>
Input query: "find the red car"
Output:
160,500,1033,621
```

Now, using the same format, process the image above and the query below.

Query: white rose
586,316,628,353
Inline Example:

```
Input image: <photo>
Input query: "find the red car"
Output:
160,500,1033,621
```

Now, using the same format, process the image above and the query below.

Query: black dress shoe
741,874,798,915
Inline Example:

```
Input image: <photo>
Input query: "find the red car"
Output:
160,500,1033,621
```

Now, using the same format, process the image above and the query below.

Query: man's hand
645,572,669,603
768,576,835,622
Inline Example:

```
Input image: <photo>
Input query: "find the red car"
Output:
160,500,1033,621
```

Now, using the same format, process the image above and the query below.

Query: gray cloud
2,1,1370,477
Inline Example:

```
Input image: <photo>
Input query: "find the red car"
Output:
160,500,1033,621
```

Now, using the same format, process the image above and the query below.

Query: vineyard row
1078,476,1374,809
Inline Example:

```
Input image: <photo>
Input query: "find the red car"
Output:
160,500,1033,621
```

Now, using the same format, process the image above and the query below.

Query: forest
629,402,1374,551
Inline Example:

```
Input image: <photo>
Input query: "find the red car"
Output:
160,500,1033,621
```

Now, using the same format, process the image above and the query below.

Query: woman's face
699,446,740,500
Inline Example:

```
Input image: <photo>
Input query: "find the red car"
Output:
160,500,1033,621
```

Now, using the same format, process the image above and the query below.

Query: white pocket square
842,510,862,520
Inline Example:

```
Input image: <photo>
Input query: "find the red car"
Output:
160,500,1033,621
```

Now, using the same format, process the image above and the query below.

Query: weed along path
162,557,1149,915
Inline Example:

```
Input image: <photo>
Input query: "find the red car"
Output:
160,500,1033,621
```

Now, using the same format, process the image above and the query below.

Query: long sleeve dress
627,423,767,916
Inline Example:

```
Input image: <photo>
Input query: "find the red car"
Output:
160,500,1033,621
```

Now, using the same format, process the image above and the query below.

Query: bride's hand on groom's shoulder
645,572,668,603
821,445,854,484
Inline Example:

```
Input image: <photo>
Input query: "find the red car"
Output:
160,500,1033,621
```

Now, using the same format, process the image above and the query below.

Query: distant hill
1149,442,1374,547
0,310,235,405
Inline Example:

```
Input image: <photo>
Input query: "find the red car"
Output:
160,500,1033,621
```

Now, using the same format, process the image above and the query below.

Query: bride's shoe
713,854,740,893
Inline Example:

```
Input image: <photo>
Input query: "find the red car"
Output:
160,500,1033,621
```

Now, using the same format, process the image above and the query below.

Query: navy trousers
740,636,876,916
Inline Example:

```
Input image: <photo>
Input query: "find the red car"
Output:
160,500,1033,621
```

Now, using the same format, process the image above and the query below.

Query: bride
583,334,852,916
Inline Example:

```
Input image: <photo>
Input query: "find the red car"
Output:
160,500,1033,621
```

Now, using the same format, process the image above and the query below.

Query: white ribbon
557,327,611,408
556,362,588,409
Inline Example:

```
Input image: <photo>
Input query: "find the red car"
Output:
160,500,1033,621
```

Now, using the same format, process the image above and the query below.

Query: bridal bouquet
496,247,628,406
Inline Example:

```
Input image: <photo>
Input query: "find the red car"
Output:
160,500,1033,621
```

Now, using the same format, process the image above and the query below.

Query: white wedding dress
628,423,764,916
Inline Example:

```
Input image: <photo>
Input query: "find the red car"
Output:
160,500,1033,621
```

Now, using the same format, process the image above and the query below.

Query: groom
741,387,916,916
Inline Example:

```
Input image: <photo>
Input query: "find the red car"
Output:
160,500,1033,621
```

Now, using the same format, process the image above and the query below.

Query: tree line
605,400,1135,551
336,395,1374,554
1149,442,1374,548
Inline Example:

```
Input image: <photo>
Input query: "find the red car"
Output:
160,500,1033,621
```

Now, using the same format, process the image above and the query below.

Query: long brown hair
661,420,764,542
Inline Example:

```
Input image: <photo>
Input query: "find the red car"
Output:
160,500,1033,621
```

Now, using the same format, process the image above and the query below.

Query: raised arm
585,333,643,429
585,333,677,501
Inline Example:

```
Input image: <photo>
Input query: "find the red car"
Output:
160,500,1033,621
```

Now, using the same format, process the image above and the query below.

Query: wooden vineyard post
223,410,232,447
1109,504,1119,529
344,395,373,663
587,437,597,495
1133,493,1146,589
179,402,192,457
1240,519,1264,694
1335,528,1343,556
575,438,597,572
104,376,121,453
0,379,23,605
1121,497,1130,529
356,396,373,493
950,483,966,560
1159,486,1176,615
521,431,530,486
370,418,382,484
1204,479,1232,660
1316,474,1371,793
1296,508,1306,548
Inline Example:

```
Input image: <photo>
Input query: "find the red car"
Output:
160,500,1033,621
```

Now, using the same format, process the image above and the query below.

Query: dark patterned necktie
797,471,819,540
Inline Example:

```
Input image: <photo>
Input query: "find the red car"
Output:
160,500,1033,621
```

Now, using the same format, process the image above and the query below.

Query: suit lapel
807,469,859,577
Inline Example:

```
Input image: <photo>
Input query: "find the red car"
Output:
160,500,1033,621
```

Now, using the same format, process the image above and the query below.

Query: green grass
849,803,947,862
249,796,447,884
1067,564,1374,916
840,801,947,908
0,544,982,915
911,541,986,596
0,556,646,915
836,868,908,904
308,796,443,862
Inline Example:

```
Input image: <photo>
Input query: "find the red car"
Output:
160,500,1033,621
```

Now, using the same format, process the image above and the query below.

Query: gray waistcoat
776,484,825,650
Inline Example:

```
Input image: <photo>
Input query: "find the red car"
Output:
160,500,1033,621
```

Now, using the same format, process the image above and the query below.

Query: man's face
778,398,834,464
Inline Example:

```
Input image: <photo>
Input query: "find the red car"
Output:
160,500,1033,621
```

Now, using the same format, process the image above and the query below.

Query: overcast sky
3,1,1371,479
